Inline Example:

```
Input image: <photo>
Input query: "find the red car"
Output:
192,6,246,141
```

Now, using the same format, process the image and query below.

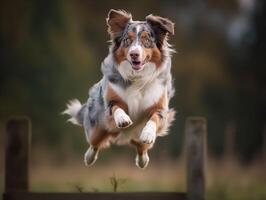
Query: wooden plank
3,192,186,200
185,117,207,200
5,117,31,192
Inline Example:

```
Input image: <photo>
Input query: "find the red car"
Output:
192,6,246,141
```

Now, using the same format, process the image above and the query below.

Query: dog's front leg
106,85,133,129
140,111,164,144
133,110,164,168
140,89,167,144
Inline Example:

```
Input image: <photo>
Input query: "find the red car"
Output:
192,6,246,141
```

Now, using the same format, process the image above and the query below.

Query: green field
2,153,265,200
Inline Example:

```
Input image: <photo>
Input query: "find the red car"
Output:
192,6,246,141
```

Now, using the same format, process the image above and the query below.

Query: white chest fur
109,79,164,120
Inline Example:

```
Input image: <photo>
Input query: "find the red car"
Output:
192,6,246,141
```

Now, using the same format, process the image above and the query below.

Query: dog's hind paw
84,146,99,166
136,152,149,169
139,121,156,144
114,108,133,128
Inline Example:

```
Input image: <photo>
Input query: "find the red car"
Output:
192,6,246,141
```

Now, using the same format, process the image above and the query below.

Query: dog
63,9,175,168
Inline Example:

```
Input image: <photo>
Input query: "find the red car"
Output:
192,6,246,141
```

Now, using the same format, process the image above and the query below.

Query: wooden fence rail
3,116,207,200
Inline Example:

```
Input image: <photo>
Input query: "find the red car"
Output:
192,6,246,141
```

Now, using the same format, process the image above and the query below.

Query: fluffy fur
63,9,175,168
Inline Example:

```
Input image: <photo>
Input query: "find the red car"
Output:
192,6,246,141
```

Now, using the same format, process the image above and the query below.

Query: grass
0,148,265,200
29,155,186,192
208,180,266,200
206,159,266,200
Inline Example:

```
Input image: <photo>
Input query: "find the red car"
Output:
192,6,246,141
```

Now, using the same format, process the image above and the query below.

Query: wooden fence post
186,117,207,200
5,117,31,192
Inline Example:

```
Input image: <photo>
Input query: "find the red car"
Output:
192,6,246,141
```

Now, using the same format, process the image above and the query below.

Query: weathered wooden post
5,117,31,192
186,117,207,200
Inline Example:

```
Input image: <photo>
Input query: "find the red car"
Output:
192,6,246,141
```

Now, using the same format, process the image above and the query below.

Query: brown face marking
140,31,162,68
141,46,162,68
114,31,137,64
114,47,128,64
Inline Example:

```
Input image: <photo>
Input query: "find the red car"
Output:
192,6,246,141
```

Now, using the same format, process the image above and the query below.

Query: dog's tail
62,99,86,126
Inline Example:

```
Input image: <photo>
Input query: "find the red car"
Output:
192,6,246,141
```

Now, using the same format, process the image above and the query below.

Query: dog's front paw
114,108,133,128
139,121,156,144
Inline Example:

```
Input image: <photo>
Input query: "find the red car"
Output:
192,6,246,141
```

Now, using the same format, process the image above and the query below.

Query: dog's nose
129,50,140,60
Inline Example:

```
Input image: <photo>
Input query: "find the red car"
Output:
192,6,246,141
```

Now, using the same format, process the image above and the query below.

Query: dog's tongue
132,65,141,70
132,61,141,70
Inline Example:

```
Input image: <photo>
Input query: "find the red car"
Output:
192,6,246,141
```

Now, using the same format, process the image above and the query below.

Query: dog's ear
146,14,174,48
106,9,132,38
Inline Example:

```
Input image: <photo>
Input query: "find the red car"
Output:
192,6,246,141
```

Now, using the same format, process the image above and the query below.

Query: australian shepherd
64,9,175,168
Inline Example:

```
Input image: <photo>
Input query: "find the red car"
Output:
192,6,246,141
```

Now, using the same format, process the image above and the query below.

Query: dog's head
106,9,174,73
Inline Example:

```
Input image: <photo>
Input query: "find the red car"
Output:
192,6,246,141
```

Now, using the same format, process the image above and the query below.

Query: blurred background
0,0,265,199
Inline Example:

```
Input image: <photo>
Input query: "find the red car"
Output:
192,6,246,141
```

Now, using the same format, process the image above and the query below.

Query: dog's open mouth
131,61,142,70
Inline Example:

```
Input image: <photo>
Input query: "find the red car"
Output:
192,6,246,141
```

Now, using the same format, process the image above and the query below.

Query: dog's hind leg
130,139,153,169
84,146,99,166
84,126,116,166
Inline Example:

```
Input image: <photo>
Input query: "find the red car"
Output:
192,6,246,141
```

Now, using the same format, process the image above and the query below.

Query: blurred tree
227,0,266,162
0,0,264,162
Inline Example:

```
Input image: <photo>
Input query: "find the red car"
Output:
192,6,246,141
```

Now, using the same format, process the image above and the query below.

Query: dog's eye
124,38,132,47
143,38,151,48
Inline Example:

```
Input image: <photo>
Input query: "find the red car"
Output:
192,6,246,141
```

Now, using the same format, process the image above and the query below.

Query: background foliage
1,0,265,161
